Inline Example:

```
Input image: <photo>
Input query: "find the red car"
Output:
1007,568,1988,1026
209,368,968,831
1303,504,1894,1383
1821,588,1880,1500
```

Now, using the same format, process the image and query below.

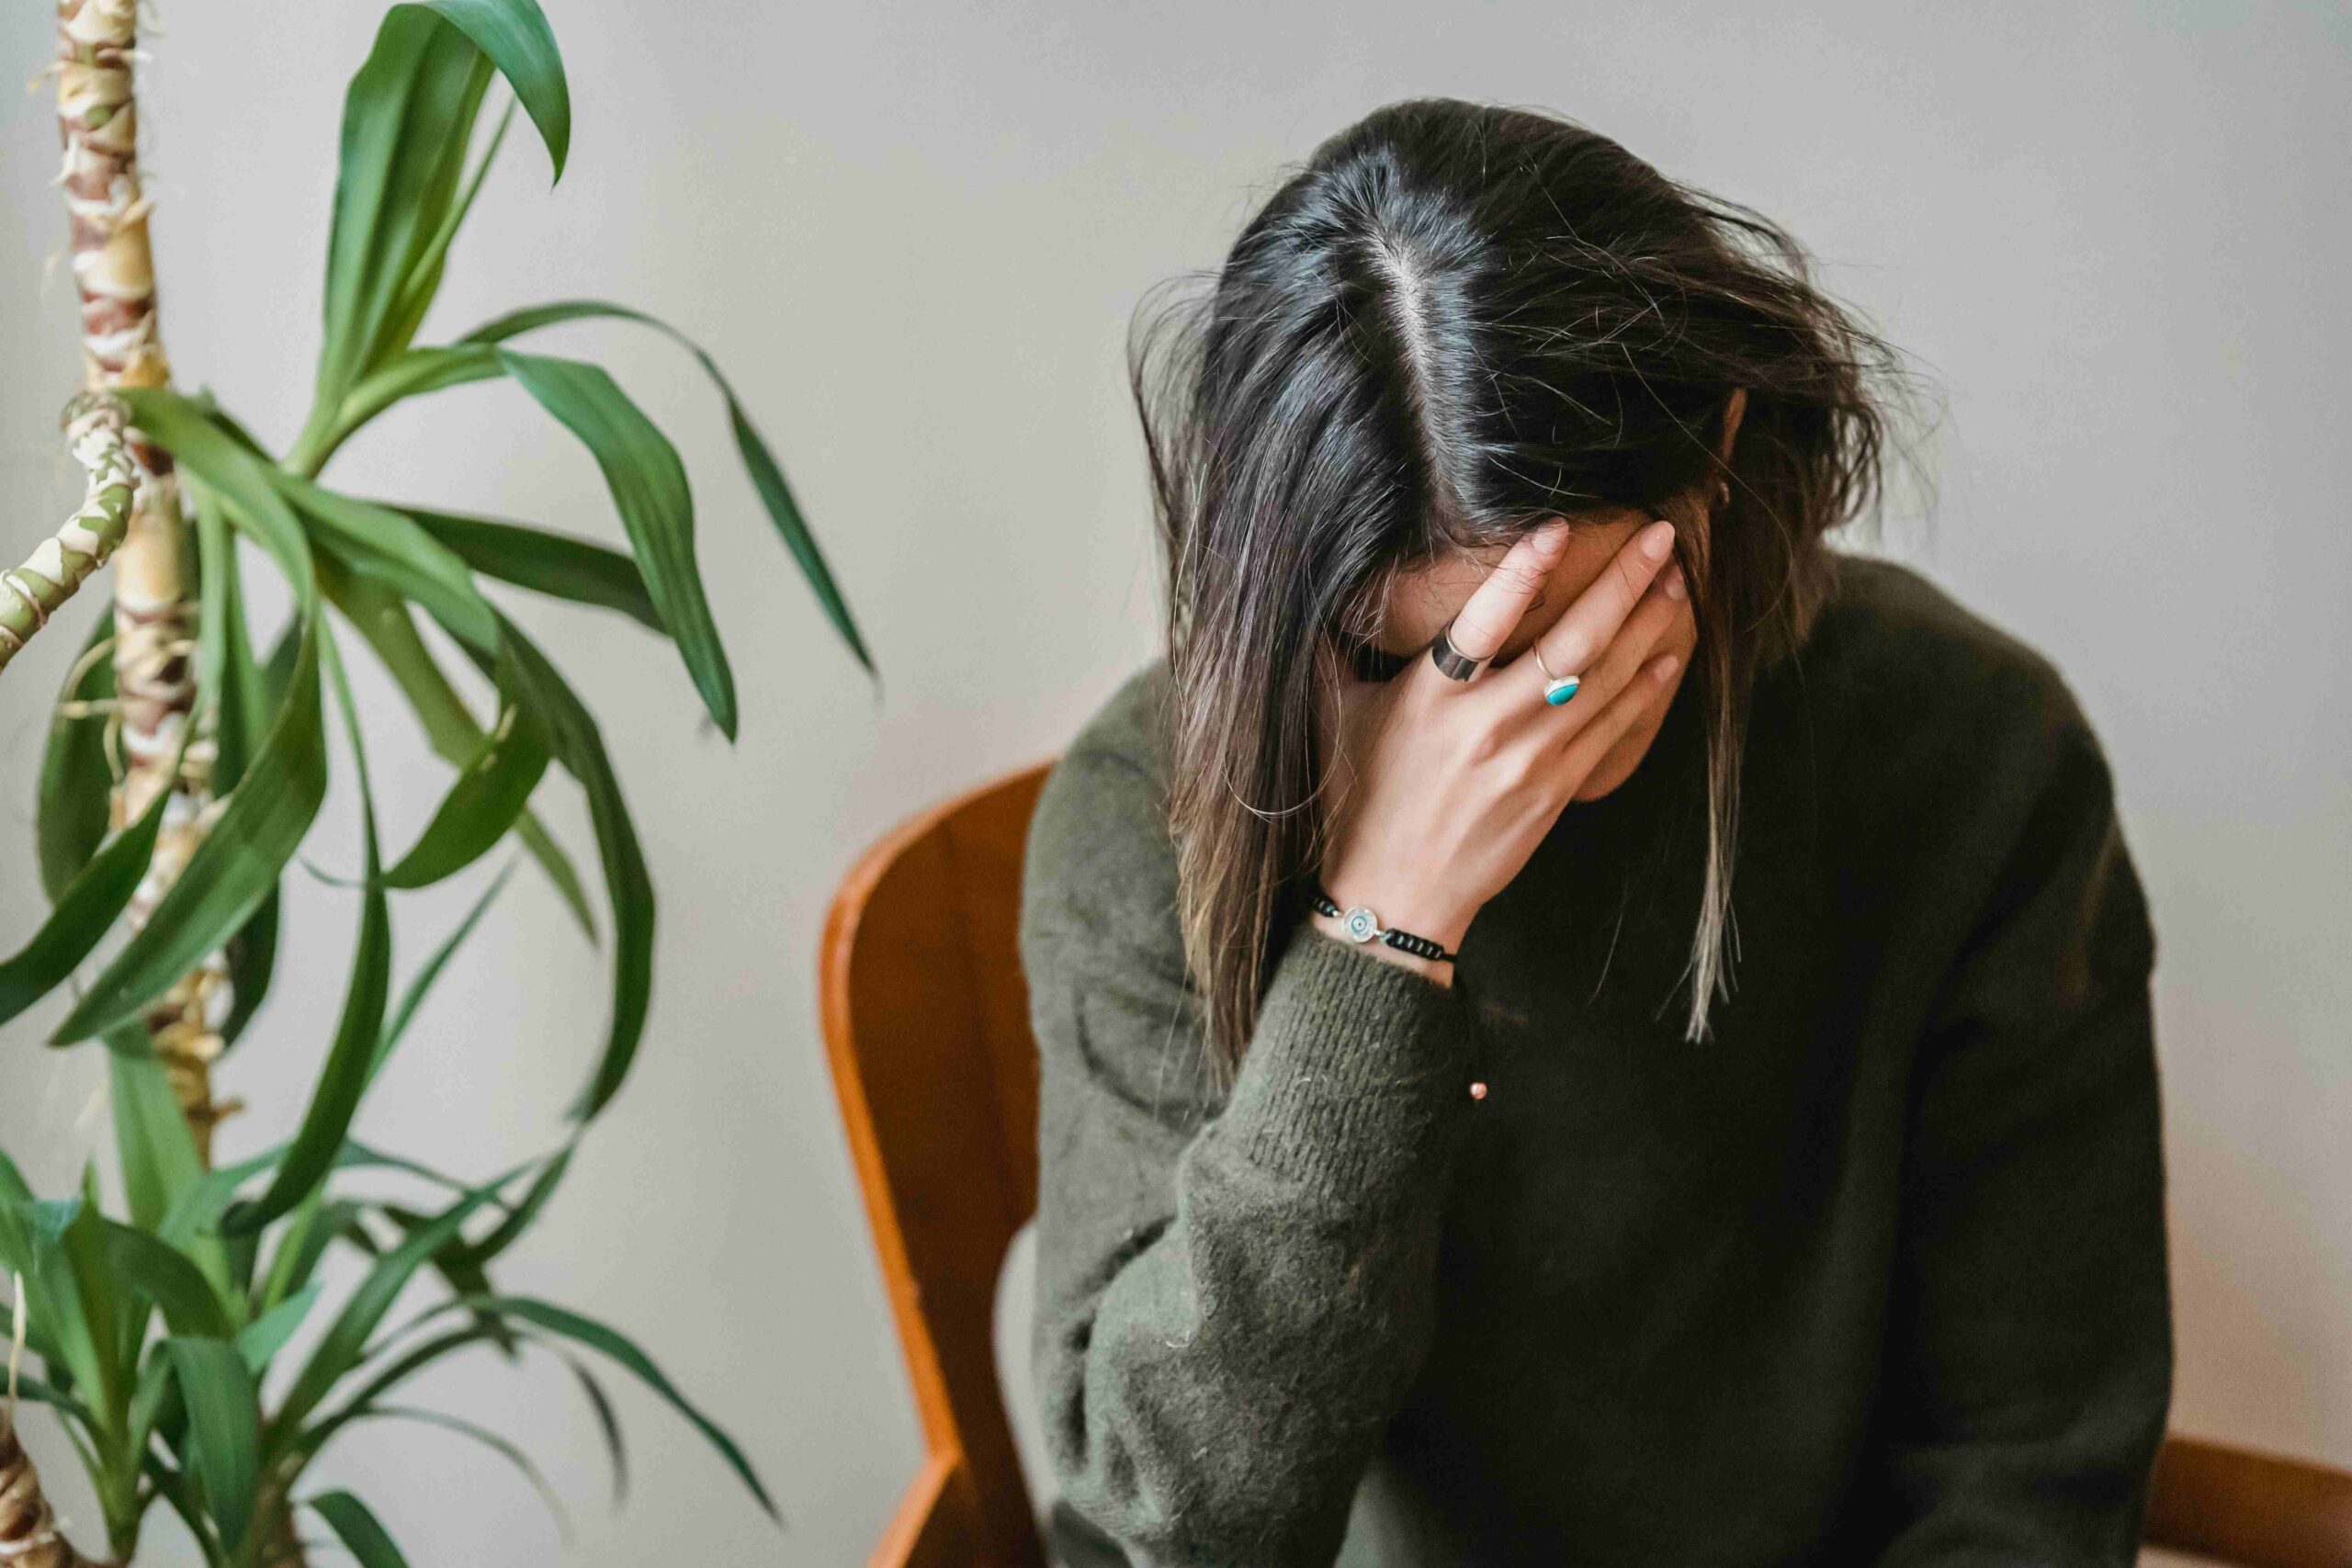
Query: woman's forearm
1028,922,1477,1566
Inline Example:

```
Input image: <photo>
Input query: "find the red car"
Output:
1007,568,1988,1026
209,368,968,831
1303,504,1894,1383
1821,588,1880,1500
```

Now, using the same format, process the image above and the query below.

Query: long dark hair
1132,97,1930,1086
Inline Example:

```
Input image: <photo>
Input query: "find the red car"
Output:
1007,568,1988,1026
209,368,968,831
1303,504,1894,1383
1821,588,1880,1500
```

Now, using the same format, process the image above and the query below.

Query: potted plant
0,2,868,1561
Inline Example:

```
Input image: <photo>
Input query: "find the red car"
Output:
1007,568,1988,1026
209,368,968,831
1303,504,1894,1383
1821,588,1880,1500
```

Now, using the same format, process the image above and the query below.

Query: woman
1020,97,2170,1567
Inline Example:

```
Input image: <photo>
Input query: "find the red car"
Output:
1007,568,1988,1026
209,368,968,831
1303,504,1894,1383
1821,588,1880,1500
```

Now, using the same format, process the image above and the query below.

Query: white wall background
2,1,2344,1562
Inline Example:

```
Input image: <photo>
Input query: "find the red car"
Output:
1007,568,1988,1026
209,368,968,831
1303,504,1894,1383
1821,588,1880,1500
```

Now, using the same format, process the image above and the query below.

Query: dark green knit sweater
1019,554,2172,1567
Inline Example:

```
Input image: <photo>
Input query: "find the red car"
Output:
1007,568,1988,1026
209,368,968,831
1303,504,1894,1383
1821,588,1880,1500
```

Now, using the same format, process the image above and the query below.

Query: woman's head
1133,96,1923,1083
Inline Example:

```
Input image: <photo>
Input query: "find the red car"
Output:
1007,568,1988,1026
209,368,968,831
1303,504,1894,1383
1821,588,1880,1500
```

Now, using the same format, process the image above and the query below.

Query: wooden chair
819,760,2352,1568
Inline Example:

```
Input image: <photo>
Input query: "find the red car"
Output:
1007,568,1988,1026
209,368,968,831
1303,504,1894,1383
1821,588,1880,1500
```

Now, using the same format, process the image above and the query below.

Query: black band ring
1429,619,1488,682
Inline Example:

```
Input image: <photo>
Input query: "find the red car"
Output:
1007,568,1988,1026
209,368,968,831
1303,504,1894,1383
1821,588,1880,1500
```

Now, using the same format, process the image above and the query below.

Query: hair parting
1132,97,1935,1087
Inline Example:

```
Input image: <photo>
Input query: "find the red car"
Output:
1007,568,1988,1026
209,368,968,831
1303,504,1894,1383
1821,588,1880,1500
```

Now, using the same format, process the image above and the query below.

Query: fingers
1552,565,1681,725
1555,644,1682,783
1440,519,1573,664
1524,517,1677,682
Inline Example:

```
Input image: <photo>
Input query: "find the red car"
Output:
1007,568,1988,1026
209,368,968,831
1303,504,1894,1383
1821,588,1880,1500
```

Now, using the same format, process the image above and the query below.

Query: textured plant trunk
0,399,135,674
255,1472,305,1568
0,1416,105,1568
56,0,233,1162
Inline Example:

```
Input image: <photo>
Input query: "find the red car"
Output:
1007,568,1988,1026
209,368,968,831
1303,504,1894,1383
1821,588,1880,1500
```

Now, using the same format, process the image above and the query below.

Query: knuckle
1609,553,1647,603
1497,743,1546,793
1450,611,1502,653
1492,559,1545,595
1462,721,1509,767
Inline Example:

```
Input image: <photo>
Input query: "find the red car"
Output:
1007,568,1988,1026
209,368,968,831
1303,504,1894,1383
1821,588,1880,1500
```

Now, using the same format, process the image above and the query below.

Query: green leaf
143,1461,229,1568
313,344,504,468
563,1350,629,1502
228,627,392,1237
377,861,514,1077
203,502,283,1049
456,1139,571,1268
192,477,239,753
341,1404,571,1540
53,396,332,1043
12,1369,100,1435
310,1490,412,1568
416,0,568,179
48,617,323,1044
218,889,280,1052
108,1046,207,1237
160,1144,286,1256
194,490,284,1049
34,1182,125,1438
726,389,876,671
167,1338,263,1553
237,1283,322,1374
273,471,501,653
127,397,314,585
269,1164,525,1448
372,101,512,384
36,605,116,901
62,1162,141,1400
124,1345,182,1497
456,614,652,1119
0,784,165,1030
495,348,739,738
301,1325,503,1460
383,692,548,890
0,1158,101,1411
328,568,596,939
373,1202,512,1359
464,299,875,673
394,502,662,631
334,1140,515,1201
315,9,495,415
105,1221,234,1338
254,1196,362,1319
466,1294,779,1520
28,1194,83,1254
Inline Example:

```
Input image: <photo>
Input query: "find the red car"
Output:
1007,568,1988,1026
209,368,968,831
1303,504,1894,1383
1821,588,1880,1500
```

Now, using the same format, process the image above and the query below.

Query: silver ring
1531,643,1582,708
1429,618,1487,682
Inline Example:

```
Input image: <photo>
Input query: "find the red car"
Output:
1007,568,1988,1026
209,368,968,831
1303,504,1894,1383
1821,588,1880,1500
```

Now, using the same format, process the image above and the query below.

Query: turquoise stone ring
1532,644,1581,707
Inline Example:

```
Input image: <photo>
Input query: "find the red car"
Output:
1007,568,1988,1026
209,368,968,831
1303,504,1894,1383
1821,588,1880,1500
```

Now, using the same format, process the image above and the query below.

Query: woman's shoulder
1780,552,2138,910
1788,550,2108,769
1019,660,1185,975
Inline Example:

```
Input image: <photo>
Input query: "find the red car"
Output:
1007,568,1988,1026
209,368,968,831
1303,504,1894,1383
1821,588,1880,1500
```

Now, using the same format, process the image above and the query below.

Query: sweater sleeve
1021,734,1479,1568
1867,690,2174,1564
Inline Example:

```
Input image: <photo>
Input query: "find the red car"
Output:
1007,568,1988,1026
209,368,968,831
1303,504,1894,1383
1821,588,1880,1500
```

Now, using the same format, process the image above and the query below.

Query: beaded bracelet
1308,886,1458,964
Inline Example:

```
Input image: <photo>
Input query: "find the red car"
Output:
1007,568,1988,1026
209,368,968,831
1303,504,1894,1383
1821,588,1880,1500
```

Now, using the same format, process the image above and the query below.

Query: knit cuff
1219,925,1477,1197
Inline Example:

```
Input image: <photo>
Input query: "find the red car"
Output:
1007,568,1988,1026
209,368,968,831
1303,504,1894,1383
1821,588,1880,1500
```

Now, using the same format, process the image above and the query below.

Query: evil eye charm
1342,906,1382,942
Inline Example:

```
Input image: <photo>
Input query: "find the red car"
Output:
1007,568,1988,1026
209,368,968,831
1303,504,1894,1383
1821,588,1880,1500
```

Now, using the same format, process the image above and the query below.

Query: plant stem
0,398,136,673
56,0,232,1161
0,1415,107,1567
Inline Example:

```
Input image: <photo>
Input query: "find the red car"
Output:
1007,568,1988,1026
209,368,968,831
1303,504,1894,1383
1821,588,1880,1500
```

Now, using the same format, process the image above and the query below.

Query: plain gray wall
3,1,2345,1562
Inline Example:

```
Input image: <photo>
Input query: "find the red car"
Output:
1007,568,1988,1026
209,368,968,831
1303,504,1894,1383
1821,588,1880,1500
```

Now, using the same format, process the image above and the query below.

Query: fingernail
1663,564,1686,601
1532,520,1571,558
1640,520,1675,560
1653,652,1681,680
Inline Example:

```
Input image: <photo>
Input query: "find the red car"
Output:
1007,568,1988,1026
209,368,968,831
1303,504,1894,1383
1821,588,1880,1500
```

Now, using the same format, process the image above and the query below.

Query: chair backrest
820,761,1053,1568
820,761,2352,1568
2144,1434,2352,1568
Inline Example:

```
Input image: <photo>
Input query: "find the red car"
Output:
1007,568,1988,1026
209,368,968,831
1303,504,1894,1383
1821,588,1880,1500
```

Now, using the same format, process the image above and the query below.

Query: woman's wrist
1308,876,1470,987
1316,870,1475,952
1306,908,1457,987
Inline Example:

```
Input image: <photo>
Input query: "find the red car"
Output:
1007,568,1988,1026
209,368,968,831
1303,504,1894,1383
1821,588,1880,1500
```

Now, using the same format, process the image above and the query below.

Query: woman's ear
1718,386,1748,466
